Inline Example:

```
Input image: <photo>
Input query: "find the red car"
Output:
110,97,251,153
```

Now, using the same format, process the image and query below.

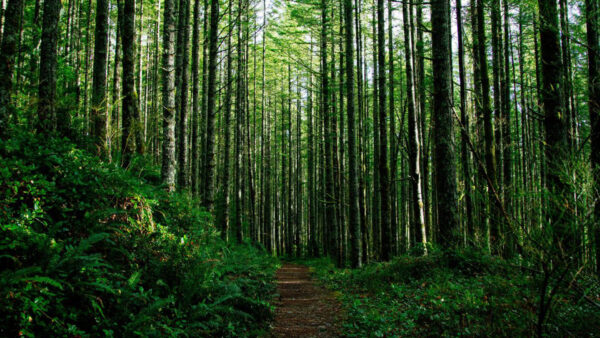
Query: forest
1,0,600,335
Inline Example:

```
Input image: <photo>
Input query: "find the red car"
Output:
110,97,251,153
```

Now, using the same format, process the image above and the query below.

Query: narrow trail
270,263,343,337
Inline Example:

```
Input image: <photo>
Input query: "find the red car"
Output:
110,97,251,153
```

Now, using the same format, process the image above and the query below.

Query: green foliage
302,250,600,337
0,132,278,336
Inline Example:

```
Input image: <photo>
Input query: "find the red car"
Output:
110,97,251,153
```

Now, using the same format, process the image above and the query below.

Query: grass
299,249,600,337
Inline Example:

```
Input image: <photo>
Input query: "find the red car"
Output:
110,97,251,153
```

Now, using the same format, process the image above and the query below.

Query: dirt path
270,263,343,337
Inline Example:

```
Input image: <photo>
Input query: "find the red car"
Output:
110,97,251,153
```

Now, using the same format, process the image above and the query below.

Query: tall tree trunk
476,0,496,250
402,0,426,253
416,0,429,231
191,0,201,195
287,63,293,256
320,0,336,259
388,0,398,254
216,1,233,241
136,0,143,110
150,0,161,162
336,6,346,265
308,37,318,257
456,0,473,243
371,0,381,260
112,2,123,154
79,0,90,132
356,0,369,263
559,0,573,146
27,0,42,100
92,0,110,157
234,0,244,243
198,0,209,198
502,0,512,253
261,0,271,251
201,0,220,208
121,0,141,167
587,0,600,275
37,0,61,133
431,0,459,247
0,0,21,136
490,0,503,249
538,0,572,254
377,0,391,261
296,74,302,257
176,0,191,188
161,0,177,191
343,0,361,268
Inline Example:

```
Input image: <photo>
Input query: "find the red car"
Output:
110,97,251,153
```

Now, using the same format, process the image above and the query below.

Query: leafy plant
0,132,278,336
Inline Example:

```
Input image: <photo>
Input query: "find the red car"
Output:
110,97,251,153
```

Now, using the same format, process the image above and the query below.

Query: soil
270,263,343,337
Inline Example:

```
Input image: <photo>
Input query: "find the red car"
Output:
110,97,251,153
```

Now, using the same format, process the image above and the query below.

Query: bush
303,249,600,337
0,132,278,337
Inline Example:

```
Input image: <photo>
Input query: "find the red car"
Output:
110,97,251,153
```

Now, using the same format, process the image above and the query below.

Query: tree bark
456,0,473,243
388,0,398,254
176,0,191,188
343,0,361,268
538,0,572,254
201,0,220,208
216,1,233,241
37,0,61,133
191,0,201,195
587,0,600,275
0,0,21,136
431,0,459,247
92,0,110,157
161,0,177,191
234,0,245,243
320,0,336,259
377,0,391,260
121,0,141,168
402,0,426,253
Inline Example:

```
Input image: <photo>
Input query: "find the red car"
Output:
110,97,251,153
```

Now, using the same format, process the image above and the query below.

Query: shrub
0,132,277,337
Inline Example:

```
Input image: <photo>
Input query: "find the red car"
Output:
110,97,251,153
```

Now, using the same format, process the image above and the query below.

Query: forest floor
270,263,343,337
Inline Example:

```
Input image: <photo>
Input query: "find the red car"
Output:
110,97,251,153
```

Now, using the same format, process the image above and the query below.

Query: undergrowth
302,250,600,337
0,132,278,337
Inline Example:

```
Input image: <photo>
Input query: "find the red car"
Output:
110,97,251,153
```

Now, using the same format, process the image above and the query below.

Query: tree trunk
161,0,177,191
371,0,381,260
234,0,245,243
431,0,459,247
490,0,503,250
476,0,496,250
587,0,600,275
92,0,110,157
191,0,201,195
377,0,391,261
201,0,220,208
388,0,398,254
343,0,361,268
296,74,302,257
216,1,233,241
37,0,61,133
538,0,572,254
456,0,473,243
502,0,512,253
0,0,21,136
121,0,141,168
320,0,336,260
402,0,426,253
176,0,191,188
